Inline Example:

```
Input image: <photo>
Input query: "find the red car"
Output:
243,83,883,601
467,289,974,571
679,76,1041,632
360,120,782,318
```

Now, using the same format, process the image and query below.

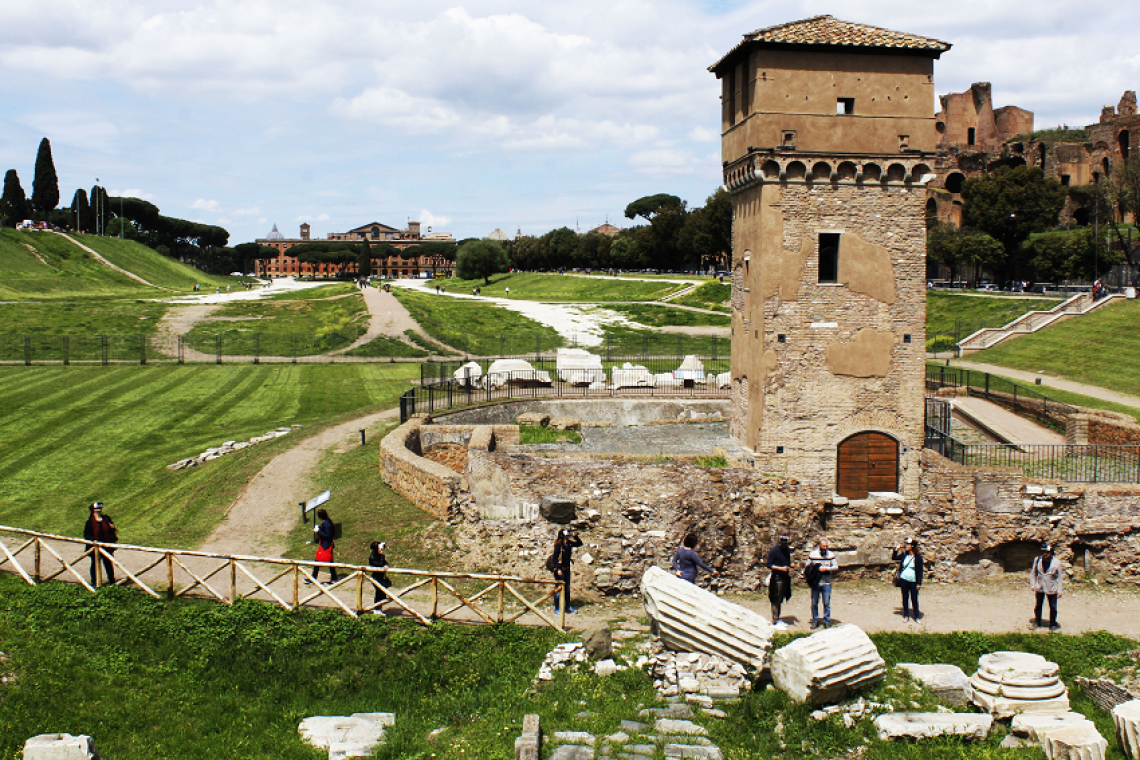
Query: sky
1,1,1138,246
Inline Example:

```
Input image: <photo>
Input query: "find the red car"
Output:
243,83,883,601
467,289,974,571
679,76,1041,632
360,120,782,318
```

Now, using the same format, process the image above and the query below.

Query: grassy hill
0,229,226,300
433,272,685,301
926,291,1062,339
73,233,231,291
969,299,1140,397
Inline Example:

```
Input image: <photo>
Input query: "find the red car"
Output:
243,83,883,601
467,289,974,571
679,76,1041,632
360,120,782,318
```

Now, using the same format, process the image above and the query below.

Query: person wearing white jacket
1030,544,1063,631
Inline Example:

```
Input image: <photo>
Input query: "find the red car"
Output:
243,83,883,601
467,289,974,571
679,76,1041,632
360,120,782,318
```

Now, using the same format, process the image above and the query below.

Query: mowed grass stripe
0,368,206,492
0,364,418,544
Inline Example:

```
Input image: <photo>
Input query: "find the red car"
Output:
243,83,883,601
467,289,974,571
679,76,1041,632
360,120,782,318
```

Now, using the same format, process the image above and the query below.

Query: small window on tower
967,128,976,146
1061,175,1071,186
837,98,854,115
782,131,797,148
819,233,840,283
898,135,910,151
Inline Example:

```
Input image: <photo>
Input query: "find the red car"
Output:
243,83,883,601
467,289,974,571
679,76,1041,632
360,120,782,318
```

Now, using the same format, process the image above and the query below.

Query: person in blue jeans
550,529,583,613
672,534,719,584
806,537,838,629
892,538,924,623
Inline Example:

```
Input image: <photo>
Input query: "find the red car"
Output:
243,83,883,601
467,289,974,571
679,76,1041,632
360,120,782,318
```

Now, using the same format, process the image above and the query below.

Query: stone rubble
167,425,299,470
484,359,552,388
1112,700,1140,760
896,663,971,705
968,651,1070,718
22,733,100,760
535,642,591,682
640,566,772,671
556,348,606,386
514,713,541,760
873,712,993,741
297,712,394,760
770,623,886,705
641,641,749,703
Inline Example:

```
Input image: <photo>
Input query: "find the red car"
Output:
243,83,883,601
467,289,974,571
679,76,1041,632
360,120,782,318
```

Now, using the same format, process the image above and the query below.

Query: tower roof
710,15,951,73
266,223,284,241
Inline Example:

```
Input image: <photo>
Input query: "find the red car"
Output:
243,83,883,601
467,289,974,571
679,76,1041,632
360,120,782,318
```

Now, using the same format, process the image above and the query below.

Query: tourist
549,529,583,613
766,535,793,630
82,501,117,587
368,540,393,614
672,533,719,584
1030,544,1063,631
309,508,338,585
806,537,838,629
892,538,923,623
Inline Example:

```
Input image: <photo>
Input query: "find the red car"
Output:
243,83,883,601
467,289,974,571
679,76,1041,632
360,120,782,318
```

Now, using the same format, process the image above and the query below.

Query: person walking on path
309,508,338,585
672,534,719,585
549,529,583,614
1031,544,1063,631
766,535,793,630
892,538,924,623
806,537,838,629
368,540,392,614
82,501,117,587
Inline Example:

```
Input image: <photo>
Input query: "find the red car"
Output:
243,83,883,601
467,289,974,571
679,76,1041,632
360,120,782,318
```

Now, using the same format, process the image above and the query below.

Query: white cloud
191,199,219,211
295,213,331,223
418,209,452,230
114,188,153,200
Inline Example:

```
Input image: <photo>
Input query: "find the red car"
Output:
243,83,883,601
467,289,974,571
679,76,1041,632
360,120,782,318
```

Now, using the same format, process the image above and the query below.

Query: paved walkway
952,397,1064,445
950,360,1140,409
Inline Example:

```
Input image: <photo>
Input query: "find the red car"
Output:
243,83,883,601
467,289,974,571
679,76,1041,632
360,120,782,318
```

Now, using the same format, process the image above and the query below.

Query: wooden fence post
166,553,174,599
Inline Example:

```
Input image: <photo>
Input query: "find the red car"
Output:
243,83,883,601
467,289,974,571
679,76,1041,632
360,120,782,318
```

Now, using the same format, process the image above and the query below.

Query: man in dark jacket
83,501,117,587
767,535,793,630
550,529,583,614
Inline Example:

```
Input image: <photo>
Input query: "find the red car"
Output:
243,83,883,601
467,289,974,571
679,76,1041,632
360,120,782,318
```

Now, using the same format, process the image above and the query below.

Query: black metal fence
926,365,1077,429
401,355,731,422
954,443,1140,483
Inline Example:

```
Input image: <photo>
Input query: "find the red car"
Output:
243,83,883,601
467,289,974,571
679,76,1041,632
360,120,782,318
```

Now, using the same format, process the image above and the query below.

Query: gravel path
950,359,1140,408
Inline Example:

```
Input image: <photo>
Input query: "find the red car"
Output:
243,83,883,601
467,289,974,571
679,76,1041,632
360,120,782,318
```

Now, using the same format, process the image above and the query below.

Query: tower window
819,233,840,283
967,128,976,146
837,98,854,115
782,131,797,148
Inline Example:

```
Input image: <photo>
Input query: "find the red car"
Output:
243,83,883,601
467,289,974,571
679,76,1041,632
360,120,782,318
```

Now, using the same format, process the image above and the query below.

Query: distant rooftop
711,15,951,72
265,224,284,241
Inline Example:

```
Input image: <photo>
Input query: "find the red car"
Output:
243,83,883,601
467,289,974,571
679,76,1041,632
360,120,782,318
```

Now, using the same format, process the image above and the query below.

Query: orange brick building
256,221,455,278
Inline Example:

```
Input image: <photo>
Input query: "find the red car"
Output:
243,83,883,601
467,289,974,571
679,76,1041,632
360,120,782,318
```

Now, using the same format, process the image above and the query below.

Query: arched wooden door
837,432,898,499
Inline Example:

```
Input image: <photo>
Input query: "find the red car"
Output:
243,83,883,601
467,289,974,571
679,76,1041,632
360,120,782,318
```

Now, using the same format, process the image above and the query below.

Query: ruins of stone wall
379,417,464,521
1067,412,1140,447
438,446,1140,594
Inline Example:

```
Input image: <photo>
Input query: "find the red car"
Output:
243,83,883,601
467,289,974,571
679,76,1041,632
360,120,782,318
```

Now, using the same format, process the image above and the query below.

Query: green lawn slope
393,287,564,354
0,364,417,547
433,272,685,301
926,291,1062,338
72,233,230,291
0,229,166,300
969,300,1140,397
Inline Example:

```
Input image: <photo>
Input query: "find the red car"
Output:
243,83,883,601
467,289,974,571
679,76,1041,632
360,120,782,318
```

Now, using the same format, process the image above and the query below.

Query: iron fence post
24,336,30,366
216,335,222,364
254,333,260,364
63,335,69,366
101,336,108,365
140,335,146,365
178,335,184,364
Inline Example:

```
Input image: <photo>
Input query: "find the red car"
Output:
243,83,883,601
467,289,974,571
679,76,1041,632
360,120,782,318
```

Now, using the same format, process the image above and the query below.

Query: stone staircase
957,293,1127,355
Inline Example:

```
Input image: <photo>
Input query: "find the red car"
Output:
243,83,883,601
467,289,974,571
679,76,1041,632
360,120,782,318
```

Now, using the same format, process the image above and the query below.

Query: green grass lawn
968,300,1140,398
182,291,369,356
0,364,418,547
392,287,564,355
926,291,1063,338
598,324,730,357
71,234,231,292
431,272,685,301
0,576,1133,760
603,303,730,328
670,281,730,312
344,335,430,358
0,230,169,300
0,299,168,361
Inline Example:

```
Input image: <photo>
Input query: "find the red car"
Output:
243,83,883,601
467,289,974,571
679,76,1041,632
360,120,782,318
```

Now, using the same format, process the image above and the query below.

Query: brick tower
710,16,950,500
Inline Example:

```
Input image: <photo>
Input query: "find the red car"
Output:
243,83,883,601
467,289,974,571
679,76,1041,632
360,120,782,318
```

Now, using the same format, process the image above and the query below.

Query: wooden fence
0,525,567,631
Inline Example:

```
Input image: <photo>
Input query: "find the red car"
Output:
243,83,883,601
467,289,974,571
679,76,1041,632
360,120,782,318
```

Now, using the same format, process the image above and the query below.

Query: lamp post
95,178,100,236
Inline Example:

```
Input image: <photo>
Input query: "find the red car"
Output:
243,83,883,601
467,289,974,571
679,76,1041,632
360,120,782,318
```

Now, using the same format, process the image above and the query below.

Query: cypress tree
31,138,60,219
71,188,91,233
0,170,29,227
358,238,373,278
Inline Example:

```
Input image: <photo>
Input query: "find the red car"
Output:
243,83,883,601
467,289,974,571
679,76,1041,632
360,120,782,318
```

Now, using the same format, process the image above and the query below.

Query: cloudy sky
1,1,1138,245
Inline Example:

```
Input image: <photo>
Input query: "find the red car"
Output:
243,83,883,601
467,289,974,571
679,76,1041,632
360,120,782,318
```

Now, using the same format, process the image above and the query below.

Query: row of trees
280,239,461,277
503,189,731,273
0,138,240,273
928,162,1139,286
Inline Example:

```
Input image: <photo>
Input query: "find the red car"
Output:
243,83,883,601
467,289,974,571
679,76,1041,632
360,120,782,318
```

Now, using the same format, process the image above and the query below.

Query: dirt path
197,407,400,558
950,359,1140,408
152,303,219,361
575,575,1140,636
330,287,448,354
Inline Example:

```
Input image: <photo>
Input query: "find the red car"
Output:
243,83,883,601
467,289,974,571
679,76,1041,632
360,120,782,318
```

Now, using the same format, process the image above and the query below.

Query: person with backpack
82,501,117,587
547,529,582,614
766,535,793,630
368,540,392,614
1030,544,1063,631
309,508,338,585
672,533,719,584
892,538,924,624
805,537,838,629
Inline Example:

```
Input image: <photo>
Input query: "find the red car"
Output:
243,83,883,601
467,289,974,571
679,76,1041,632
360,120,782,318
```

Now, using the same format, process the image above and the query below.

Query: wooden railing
0,525,567,631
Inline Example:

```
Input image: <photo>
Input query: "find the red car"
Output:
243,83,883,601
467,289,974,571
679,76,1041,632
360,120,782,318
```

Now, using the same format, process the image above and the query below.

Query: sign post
300,489,331,523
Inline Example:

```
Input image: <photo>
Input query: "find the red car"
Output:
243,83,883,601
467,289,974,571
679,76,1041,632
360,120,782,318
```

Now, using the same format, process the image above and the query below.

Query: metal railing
0,525,568,630
403,355,731,422
952,444,1140,483
926,365,1077,428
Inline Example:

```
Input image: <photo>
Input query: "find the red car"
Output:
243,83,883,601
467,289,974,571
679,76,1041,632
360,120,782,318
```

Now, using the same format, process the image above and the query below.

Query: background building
255,220,455,278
